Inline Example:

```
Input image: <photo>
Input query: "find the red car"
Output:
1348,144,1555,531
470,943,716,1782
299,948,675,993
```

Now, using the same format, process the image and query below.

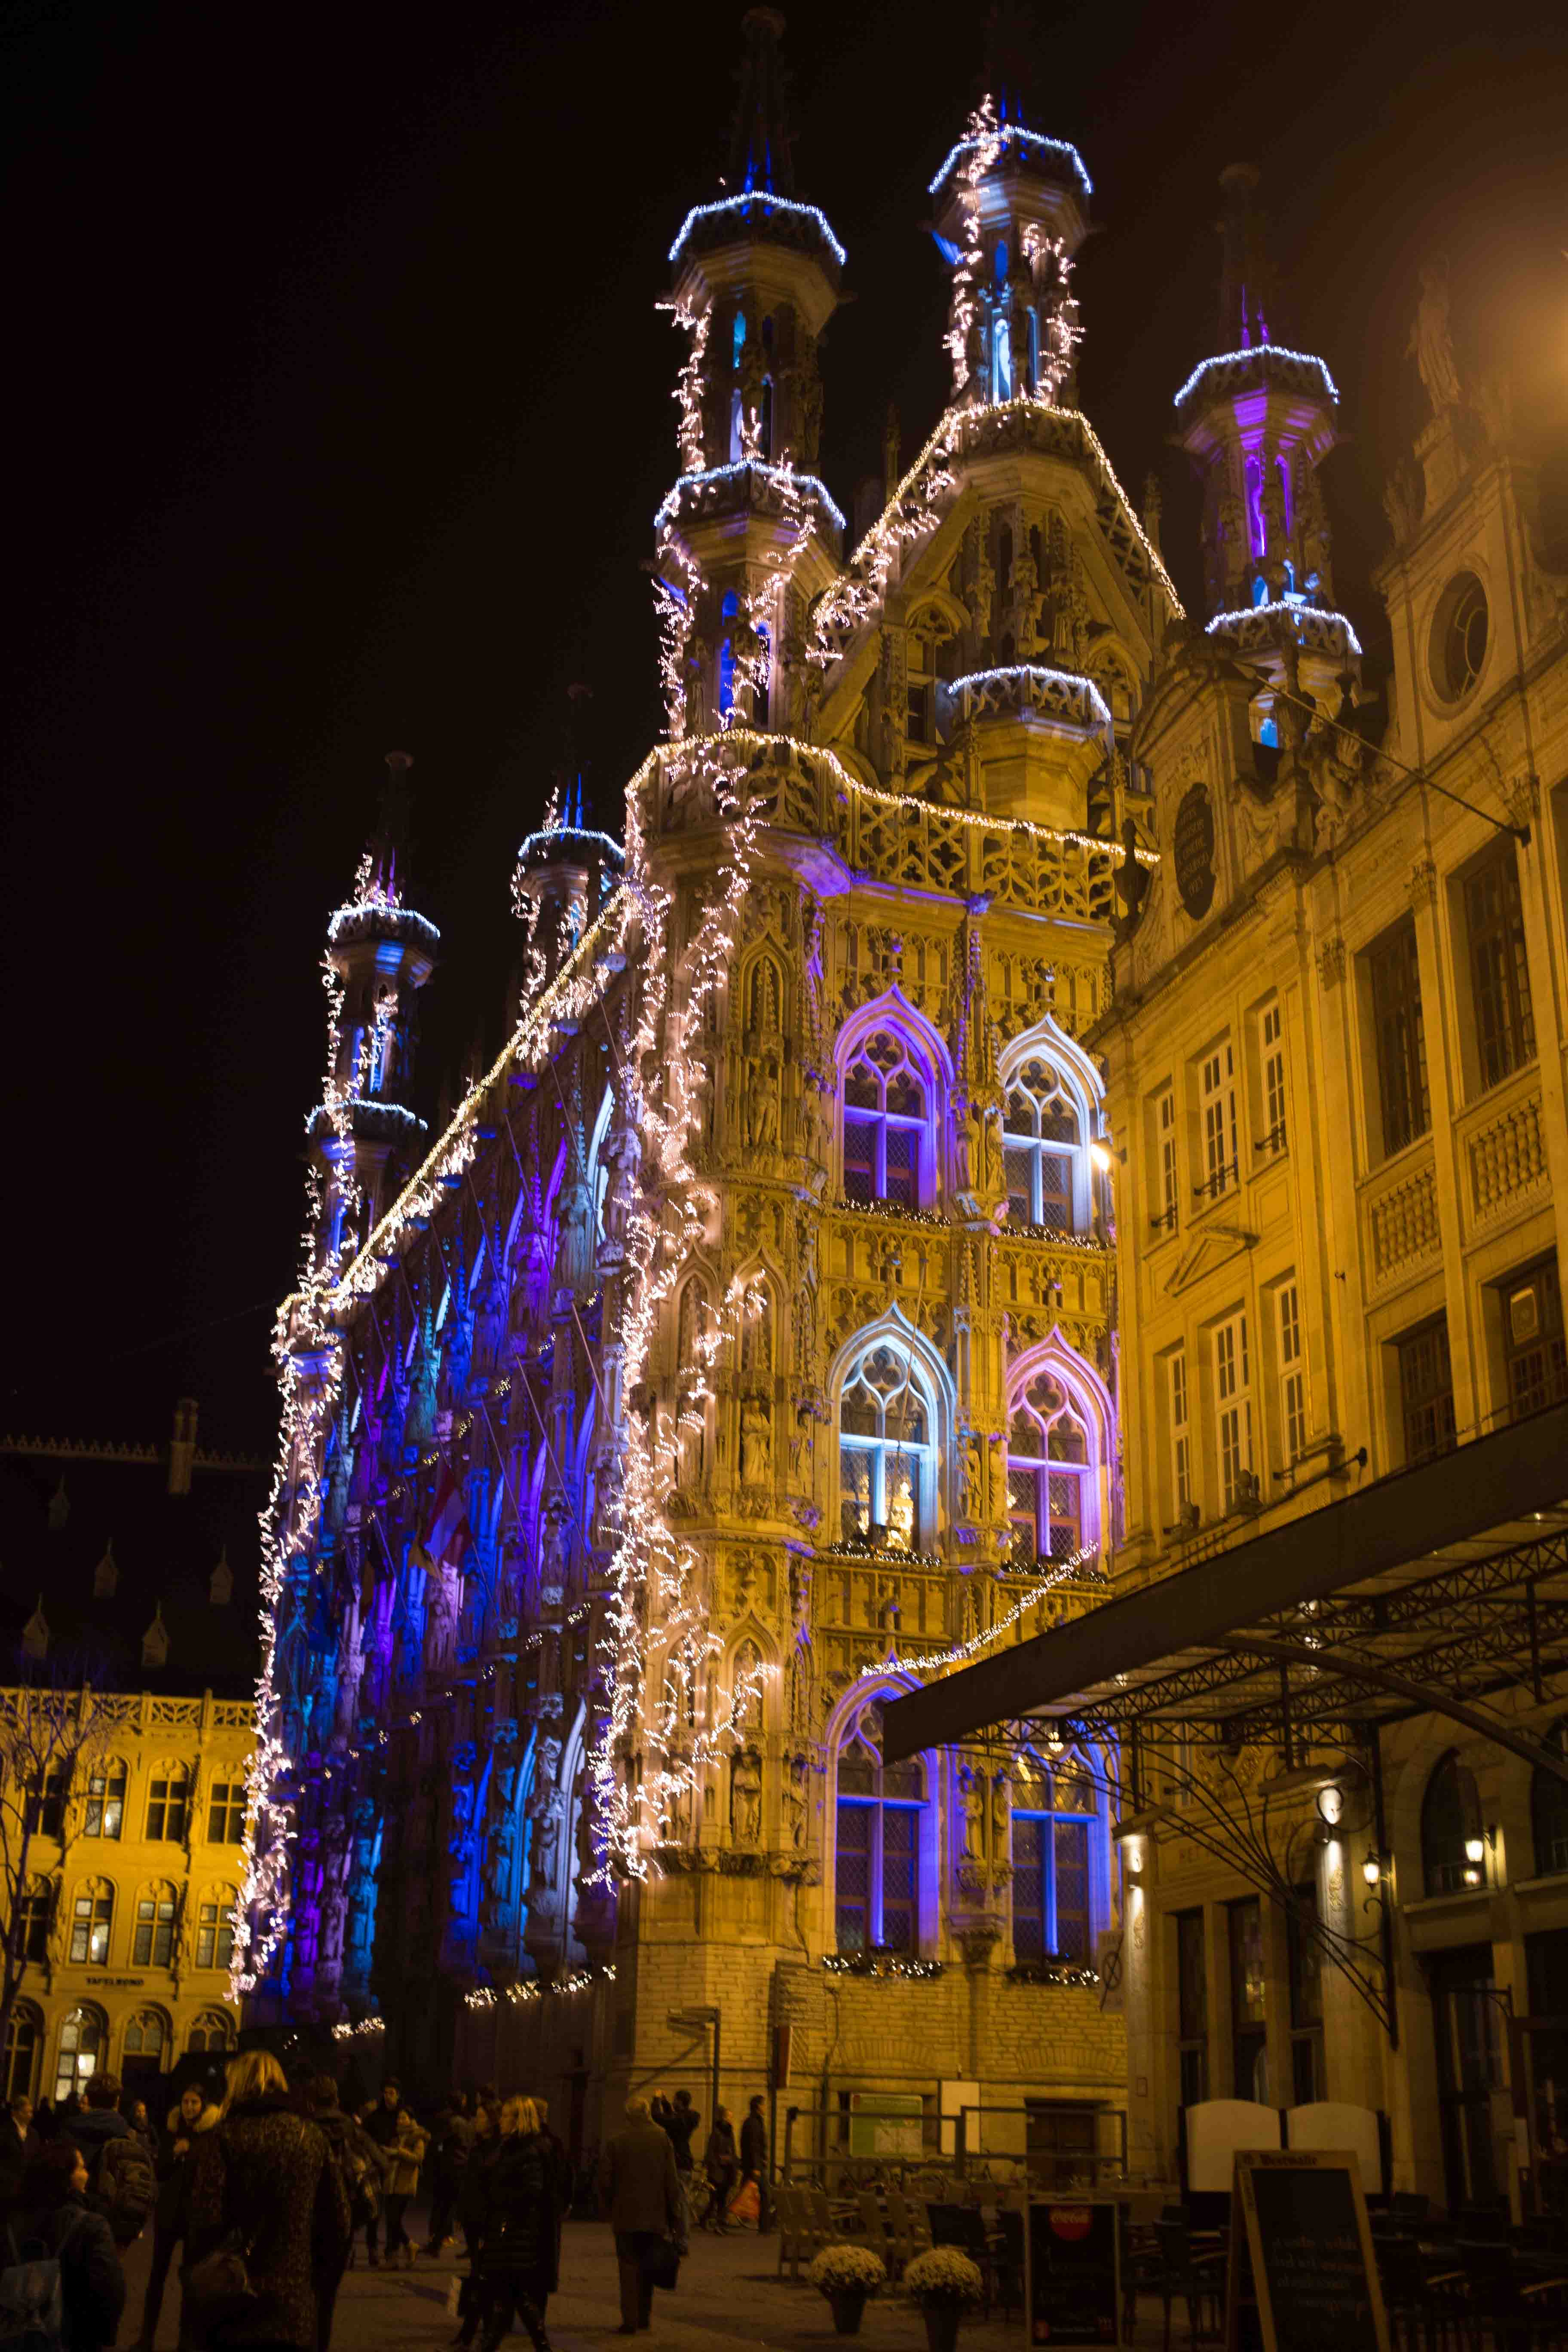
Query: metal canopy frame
883,1400,1568,1773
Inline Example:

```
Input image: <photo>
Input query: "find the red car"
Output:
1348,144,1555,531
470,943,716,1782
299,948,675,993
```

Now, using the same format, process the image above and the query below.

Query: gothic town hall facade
248,33,1181,2164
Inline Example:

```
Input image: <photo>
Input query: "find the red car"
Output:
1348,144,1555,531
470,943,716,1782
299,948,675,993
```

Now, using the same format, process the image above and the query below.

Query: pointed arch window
843,1031,928,1208
1421,1751,1484,1896
1011,1751,1096,1962
839,1344,937,1551
1003,1059,1082,1232
188,2010,235,2055
718,591,739,716
835,1712,925,1954
122,2009,166,2064
1008,1370,1092,1565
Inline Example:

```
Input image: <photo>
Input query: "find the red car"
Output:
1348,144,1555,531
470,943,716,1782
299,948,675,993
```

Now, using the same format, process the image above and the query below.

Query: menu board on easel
1224,2150,1389,2352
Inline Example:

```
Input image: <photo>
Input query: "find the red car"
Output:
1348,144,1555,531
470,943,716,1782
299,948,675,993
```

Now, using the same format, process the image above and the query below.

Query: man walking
602,2096,685,2335
654,2089,698,2235
738,2095,769,2230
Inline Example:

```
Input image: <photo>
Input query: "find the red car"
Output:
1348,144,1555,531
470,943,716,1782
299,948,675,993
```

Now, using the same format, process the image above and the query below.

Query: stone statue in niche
745,1054,779,1152
732,1638,763,1733
731,1746,763,1846
991,1771,1011,1856
425,1570,459,1675
555,1176,594,1293
740,1395,772,1489
959,1767,986,1862
960,1432,986,1522
321,1870,349,1966
529,1791,564,1892
1408,255,1462,417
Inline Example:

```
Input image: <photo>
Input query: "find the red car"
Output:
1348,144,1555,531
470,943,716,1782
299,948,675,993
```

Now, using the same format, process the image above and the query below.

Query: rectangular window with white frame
1258,1002,1287,1156
1213,1310,1253,1509
1168,1349,1192,1523
1276,1280,1308,1466
1198,1041,1238,1202
1153,1087,1179,1234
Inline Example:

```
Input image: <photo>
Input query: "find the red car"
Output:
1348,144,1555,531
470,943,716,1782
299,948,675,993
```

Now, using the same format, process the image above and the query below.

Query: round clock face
1173,781,1216,919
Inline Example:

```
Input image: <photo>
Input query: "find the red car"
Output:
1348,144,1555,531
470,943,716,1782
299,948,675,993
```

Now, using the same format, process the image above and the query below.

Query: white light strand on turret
668,190,846,270
928,122,1093,201
1171,346,1339,410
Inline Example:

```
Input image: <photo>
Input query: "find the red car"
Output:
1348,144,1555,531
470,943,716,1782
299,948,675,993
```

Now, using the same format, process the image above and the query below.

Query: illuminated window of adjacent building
122,2011,165,2065
1011,1753,1095,1962
1228,1897,1268,2099
839,1344,937,1551
83,1761,126,1841
1500,1258,1567,1421
1213,1311,1253,1509
1397,1317,1457,1466
1368,916,1429,1156
1258,1002,1287,1154
68,1886,113,1966
834,1718,924,1954
1464,848,1535,1092
196,1894,236,1972
842,1031,928,1208
207,1782,247,1846
132,1889,177,1968
1007,1369,1092,1565
1003,1060,1081,1232
1277,1283,1308,1466
1422,1751,1484,1896
1198,1042,1237,1201
146,1767,189,1843
53,2007,105,2106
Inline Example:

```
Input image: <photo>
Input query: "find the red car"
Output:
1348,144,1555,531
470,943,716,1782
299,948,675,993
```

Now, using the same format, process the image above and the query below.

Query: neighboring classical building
888,179,1568,2214
0,1409,262,2105
248,34,1168,2162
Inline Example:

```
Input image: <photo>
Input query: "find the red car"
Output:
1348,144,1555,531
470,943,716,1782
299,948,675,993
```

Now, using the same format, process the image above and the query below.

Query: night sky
6,0,1565,1458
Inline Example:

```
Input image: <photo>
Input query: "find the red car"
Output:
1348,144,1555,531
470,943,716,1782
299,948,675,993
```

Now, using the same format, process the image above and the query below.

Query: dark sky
6,0,1565,1457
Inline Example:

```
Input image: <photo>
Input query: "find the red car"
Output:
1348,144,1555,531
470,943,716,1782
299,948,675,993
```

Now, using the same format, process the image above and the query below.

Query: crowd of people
0,2064,770,2352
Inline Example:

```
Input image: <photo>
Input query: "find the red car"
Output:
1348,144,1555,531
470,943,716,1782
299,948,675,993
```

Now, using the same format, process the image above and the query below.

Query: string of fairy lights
237,93,1157,1997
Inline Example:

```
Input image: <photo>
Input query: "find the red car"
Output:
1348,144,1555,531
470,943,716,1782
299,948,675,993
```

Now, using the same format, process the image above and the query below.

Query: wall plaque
1173,782,1216,919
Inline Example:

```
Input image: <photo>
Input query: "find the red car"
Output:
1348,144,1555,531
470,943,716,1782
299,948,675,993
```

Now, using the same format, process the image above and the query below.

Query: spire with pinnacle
728,8,794,196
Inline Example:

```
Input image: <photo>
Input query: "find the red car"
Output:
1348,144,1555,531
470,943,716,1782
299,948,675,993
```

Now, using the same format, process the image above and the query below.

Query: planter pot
922,2303,964,2352
828,2289,868,2335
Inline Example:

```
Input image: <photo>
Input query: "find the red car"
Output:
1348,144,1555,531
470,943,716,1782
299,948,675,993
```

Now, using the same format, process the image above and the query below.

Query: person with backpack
72,2075,155,2250
131,2082,216,2352
4,2138,125,2352
185,2050,350,2352
303,2079,378,2351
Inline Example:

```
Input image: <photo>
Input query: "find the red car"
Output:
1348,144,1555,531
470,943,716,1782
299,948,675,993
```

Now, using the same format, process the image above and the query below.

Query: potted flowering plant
903,2246,985,2352
807,2242,888,2335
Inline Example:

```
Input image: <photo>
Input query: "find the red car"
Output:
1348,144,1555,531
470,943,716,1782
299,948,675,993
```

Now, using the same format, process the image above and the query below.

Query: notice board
1025,2197,1121,2347
1225,2150,1389,2352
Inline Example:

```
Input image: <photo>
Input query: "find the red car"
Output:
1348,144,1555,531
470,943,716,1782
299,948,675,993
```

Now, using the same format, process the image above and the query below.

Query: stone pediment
1164,1220,1258,1296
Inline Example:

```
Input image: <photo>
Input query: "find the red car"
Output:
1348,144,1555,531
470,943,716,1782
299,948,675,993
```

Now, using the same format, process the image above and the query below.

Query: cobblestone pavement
119,2209,1079,2352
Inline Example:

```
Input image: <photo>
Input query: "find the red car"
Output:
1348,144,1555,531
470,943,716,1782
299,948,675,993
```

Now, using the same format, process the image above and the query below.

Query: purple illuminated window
842,1030,927,1207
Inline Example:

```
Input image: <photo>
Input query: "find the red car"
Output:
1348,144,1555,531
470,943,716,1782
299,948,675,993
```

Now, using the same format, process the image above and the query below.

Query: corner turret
929,103,1088,410
309,752,438,1270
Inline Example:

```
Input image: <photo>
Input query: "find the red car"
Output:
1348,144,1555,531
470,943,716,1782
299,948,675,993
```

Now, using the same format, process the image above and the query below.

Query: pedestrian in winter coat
129,2102,159,2158
469,2098,558,2352
0,2095,40,2226
423,2096,474,2254
187,2050,352,2352
451,2108,500,2351
602,2097,685,2335
12,2139,126,2352
652,2091,698,2234
697,2110,737,2234
379,2110,425,2267
132,2083,216,2351
304,2077,380,2352
360,2079,416,2267
738,2097,768,2229
72,2073,155,2247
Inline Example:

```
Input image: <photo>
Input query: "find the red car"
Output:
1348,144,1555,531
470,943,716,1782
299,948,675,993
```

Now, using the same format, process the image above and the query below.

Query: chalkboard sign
1225,2151,1389,2352
1026,2197,1121,2347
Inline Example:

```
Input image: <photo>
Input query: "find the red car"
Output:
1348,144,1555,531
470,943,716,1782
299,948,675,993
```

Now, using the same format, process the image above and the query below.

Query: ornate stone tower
309,753,438,1271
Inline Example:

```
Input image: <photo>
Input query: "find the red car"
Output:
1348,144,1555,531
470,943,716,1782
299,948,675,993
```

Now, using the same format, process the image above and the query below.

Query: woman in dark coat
187,2051,351,2352
697,2107,737,2234
468,2097,558,2352
11,2139,125,2352
132,2082,217,2352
